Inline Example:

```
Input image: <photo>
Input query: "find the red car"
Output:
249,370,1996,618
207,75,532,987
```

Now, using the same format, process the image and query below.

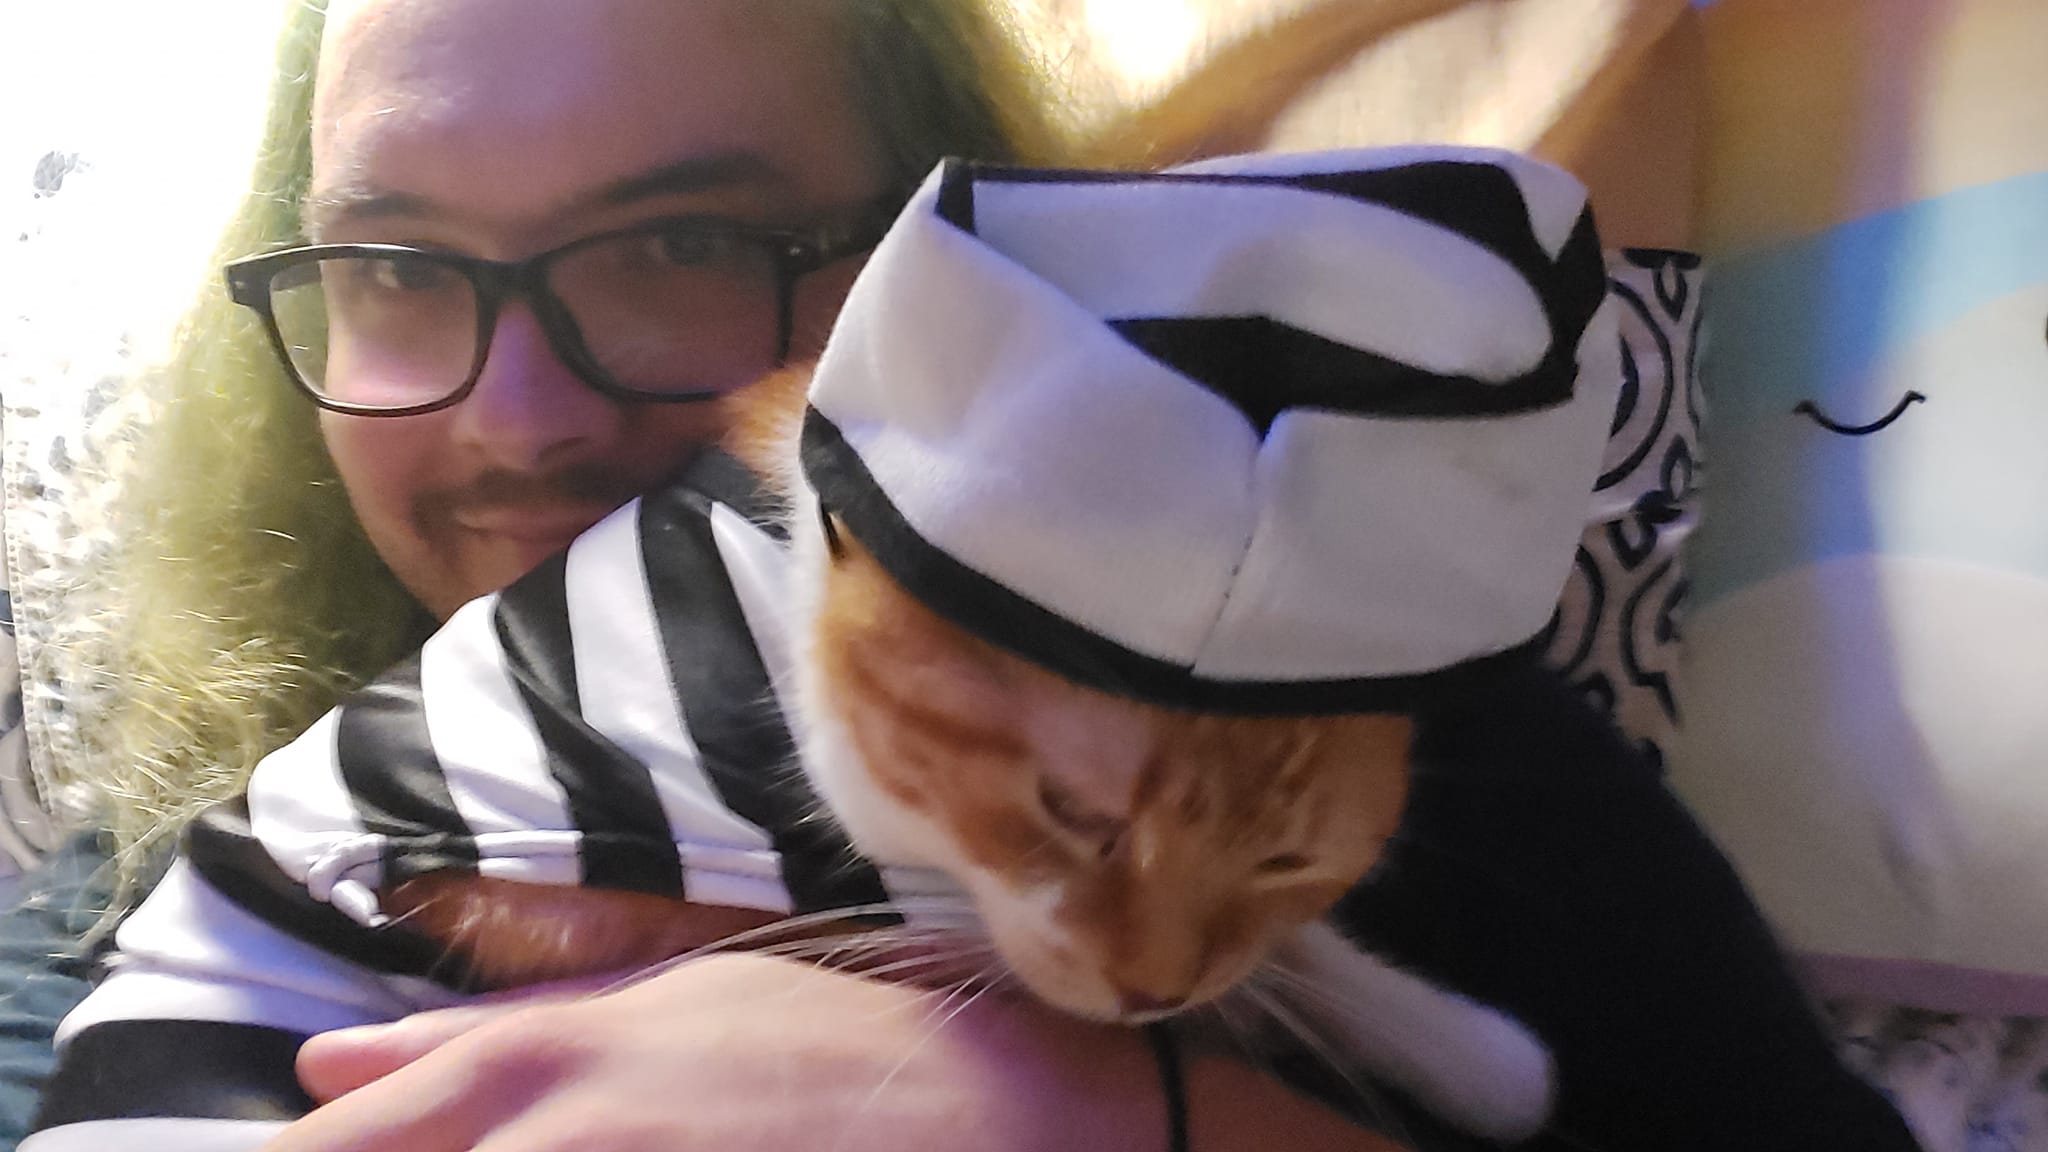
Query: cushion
1675,0,2048,1018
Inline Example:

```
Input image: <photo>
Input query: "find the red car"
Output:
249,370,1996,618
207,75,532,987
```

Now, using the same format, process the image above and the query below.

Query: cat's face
803,532,1414,1023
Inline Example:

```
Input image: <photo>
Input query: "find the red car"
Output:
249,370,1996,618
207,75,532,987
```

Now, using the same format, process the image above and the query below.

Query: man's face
311,0,882,618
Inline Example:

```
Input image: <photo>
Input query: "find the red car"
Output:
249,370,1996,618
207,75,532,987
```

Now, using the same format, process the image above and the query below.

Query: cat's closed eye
1037,778,1125,857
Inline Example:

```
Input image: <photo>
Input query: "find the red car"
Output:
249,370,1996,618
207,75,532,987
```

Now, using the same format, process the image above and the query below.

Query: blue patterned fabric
0,836,112,1152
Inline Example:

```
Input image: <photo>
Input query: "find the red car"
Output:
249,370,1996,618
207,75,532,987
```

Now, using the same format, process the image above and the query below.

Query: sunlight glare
1081,0,1206,96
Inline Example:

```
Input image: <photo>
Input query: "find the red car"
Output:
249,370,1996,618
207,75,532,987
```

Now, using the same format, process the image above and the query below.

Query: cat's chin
974,883,1268,1025
1003,953,1253,1026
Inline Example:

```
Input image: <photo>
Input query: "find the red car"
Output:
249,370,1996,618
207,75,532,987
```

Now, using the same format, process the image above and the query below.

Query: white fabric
809,146,1618,681
19,1118,289,1152
1195,359,1617,680
562,508,777,860
1175,145,1595,260
970,178,1551,380
57,862,435,1045
420,595,581,886
230,497,925,931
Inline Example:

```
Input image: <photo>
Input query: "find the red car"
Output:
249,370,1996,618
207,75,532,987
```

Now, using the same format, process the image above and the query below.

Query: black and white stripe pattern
203,451,895,965
804,146,1621,715
27,454,911,1149
32,147,1627,1149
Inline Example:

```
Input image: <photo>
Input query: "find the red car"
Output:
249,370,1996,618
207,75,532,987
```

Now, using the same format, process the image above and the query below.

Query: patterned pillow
0,475,58,881
2,146,140,880
1542,249,1703,769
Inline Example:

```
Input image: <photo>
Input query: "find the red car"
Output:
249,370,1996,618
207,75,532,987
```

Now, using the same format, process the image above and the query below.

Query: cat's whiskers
746,927,965,973
1239,968,1411,1147
1246,960,1443,1143
381,885,495,988
576,902,917,995
581,896,997,1006
1012,828,1069,870
843,942,1004,989
734,911,1002,989
379,896,438,932
1247,959,1377,1030
833,963,1009,1152
1202,991,1271,1058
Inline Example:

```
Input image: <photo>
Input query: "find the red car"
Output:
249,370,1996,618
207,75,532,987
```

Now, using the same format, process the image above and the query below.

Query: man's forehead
312,0,440,151
303,0,871,242
316,0,400,97
321,0,374,30
315,0,827,104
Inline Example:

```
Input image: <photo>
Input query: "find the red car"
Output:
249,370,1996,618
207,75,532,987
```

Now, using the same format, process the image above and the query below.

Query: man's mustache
413,464,645,522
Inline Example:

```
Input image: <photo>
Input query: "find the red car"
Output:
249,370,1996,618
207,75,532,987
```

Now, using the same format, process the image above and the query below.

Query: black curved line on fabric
1657,436,1699,513
1599,280,1677,490
1540,546,1605,676
1793,391,1927,436
1619,558,1681,723
1605,506,1659,571
1610,325,1641,437
801,406,1552,716
1679,284,1712,432
1683,286,1705,431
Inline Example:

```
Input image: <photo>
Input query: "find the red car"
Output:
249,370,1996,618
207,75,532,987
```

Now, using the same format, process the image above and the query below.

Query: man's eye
365,257,458,293
644,227,738,268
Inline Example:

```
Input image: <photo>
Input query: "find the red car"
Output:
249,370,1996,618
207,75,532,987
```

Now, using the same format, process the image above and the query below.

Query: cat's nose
1118,989,1187,1017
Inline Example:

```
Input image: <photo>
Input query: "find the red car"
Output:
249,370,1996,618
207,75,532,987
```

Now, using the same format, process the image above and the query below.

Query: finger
264,1054,499,1152
297,978,617,1103
297,1004,519,1102
276,1011,596,1152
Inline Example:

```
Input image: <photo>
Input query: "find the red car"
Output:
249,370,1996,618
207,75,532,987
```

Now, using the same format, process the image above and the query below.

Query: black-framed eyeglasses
223,201,899,416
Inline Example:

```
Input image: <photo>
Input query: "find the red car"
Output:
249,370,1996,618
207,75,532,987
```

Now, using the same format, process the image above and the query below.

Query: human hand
270,952,1171,1152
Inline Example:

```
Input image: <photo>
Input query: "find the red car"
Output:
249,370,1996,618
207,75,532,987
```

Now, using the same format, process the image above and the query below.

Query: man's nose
450,303,616,472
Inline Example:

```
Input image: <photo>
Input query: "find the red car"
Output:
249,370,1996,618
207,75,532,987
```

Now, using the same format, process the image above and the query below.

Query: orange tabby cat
375,3,1580,1131
386,362,1414,1026
375,362,1564,1143
385,0,1581,996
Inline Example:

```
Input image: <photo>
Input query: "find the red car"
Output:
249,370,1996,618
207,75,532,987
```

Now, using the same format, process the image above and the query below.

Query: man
14,3,1413,1150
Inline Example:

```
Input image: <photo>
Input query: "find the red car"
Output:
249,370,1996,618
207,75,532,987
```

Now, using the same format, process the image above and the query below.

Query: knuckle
460,1009,597,1080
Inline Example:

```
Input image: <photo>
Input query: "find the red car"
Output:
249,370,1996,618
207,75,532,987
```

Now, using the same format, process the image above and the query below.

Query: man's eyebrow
302,151,791,240
302,185,430,239
589,152,788,210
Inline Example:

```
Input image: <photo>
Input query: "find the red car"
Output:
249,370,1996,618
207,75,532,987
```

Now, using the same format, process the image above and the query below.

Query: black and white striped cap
801,146,1621,714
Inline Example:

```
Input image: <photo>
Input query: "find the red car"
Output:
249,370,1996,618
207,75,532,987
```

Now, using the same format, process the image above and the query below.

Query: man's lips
451,503,621,546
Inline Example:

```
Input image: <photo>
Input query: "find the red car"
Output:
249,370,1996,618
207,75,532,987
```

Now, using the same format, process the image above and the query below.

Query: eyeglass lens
263,225,787,408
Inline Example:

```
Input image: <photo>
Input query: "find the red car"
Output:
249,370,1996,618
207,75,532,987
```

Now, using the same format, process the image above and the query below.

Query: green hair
57,2,433,907
60,0,1072,902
